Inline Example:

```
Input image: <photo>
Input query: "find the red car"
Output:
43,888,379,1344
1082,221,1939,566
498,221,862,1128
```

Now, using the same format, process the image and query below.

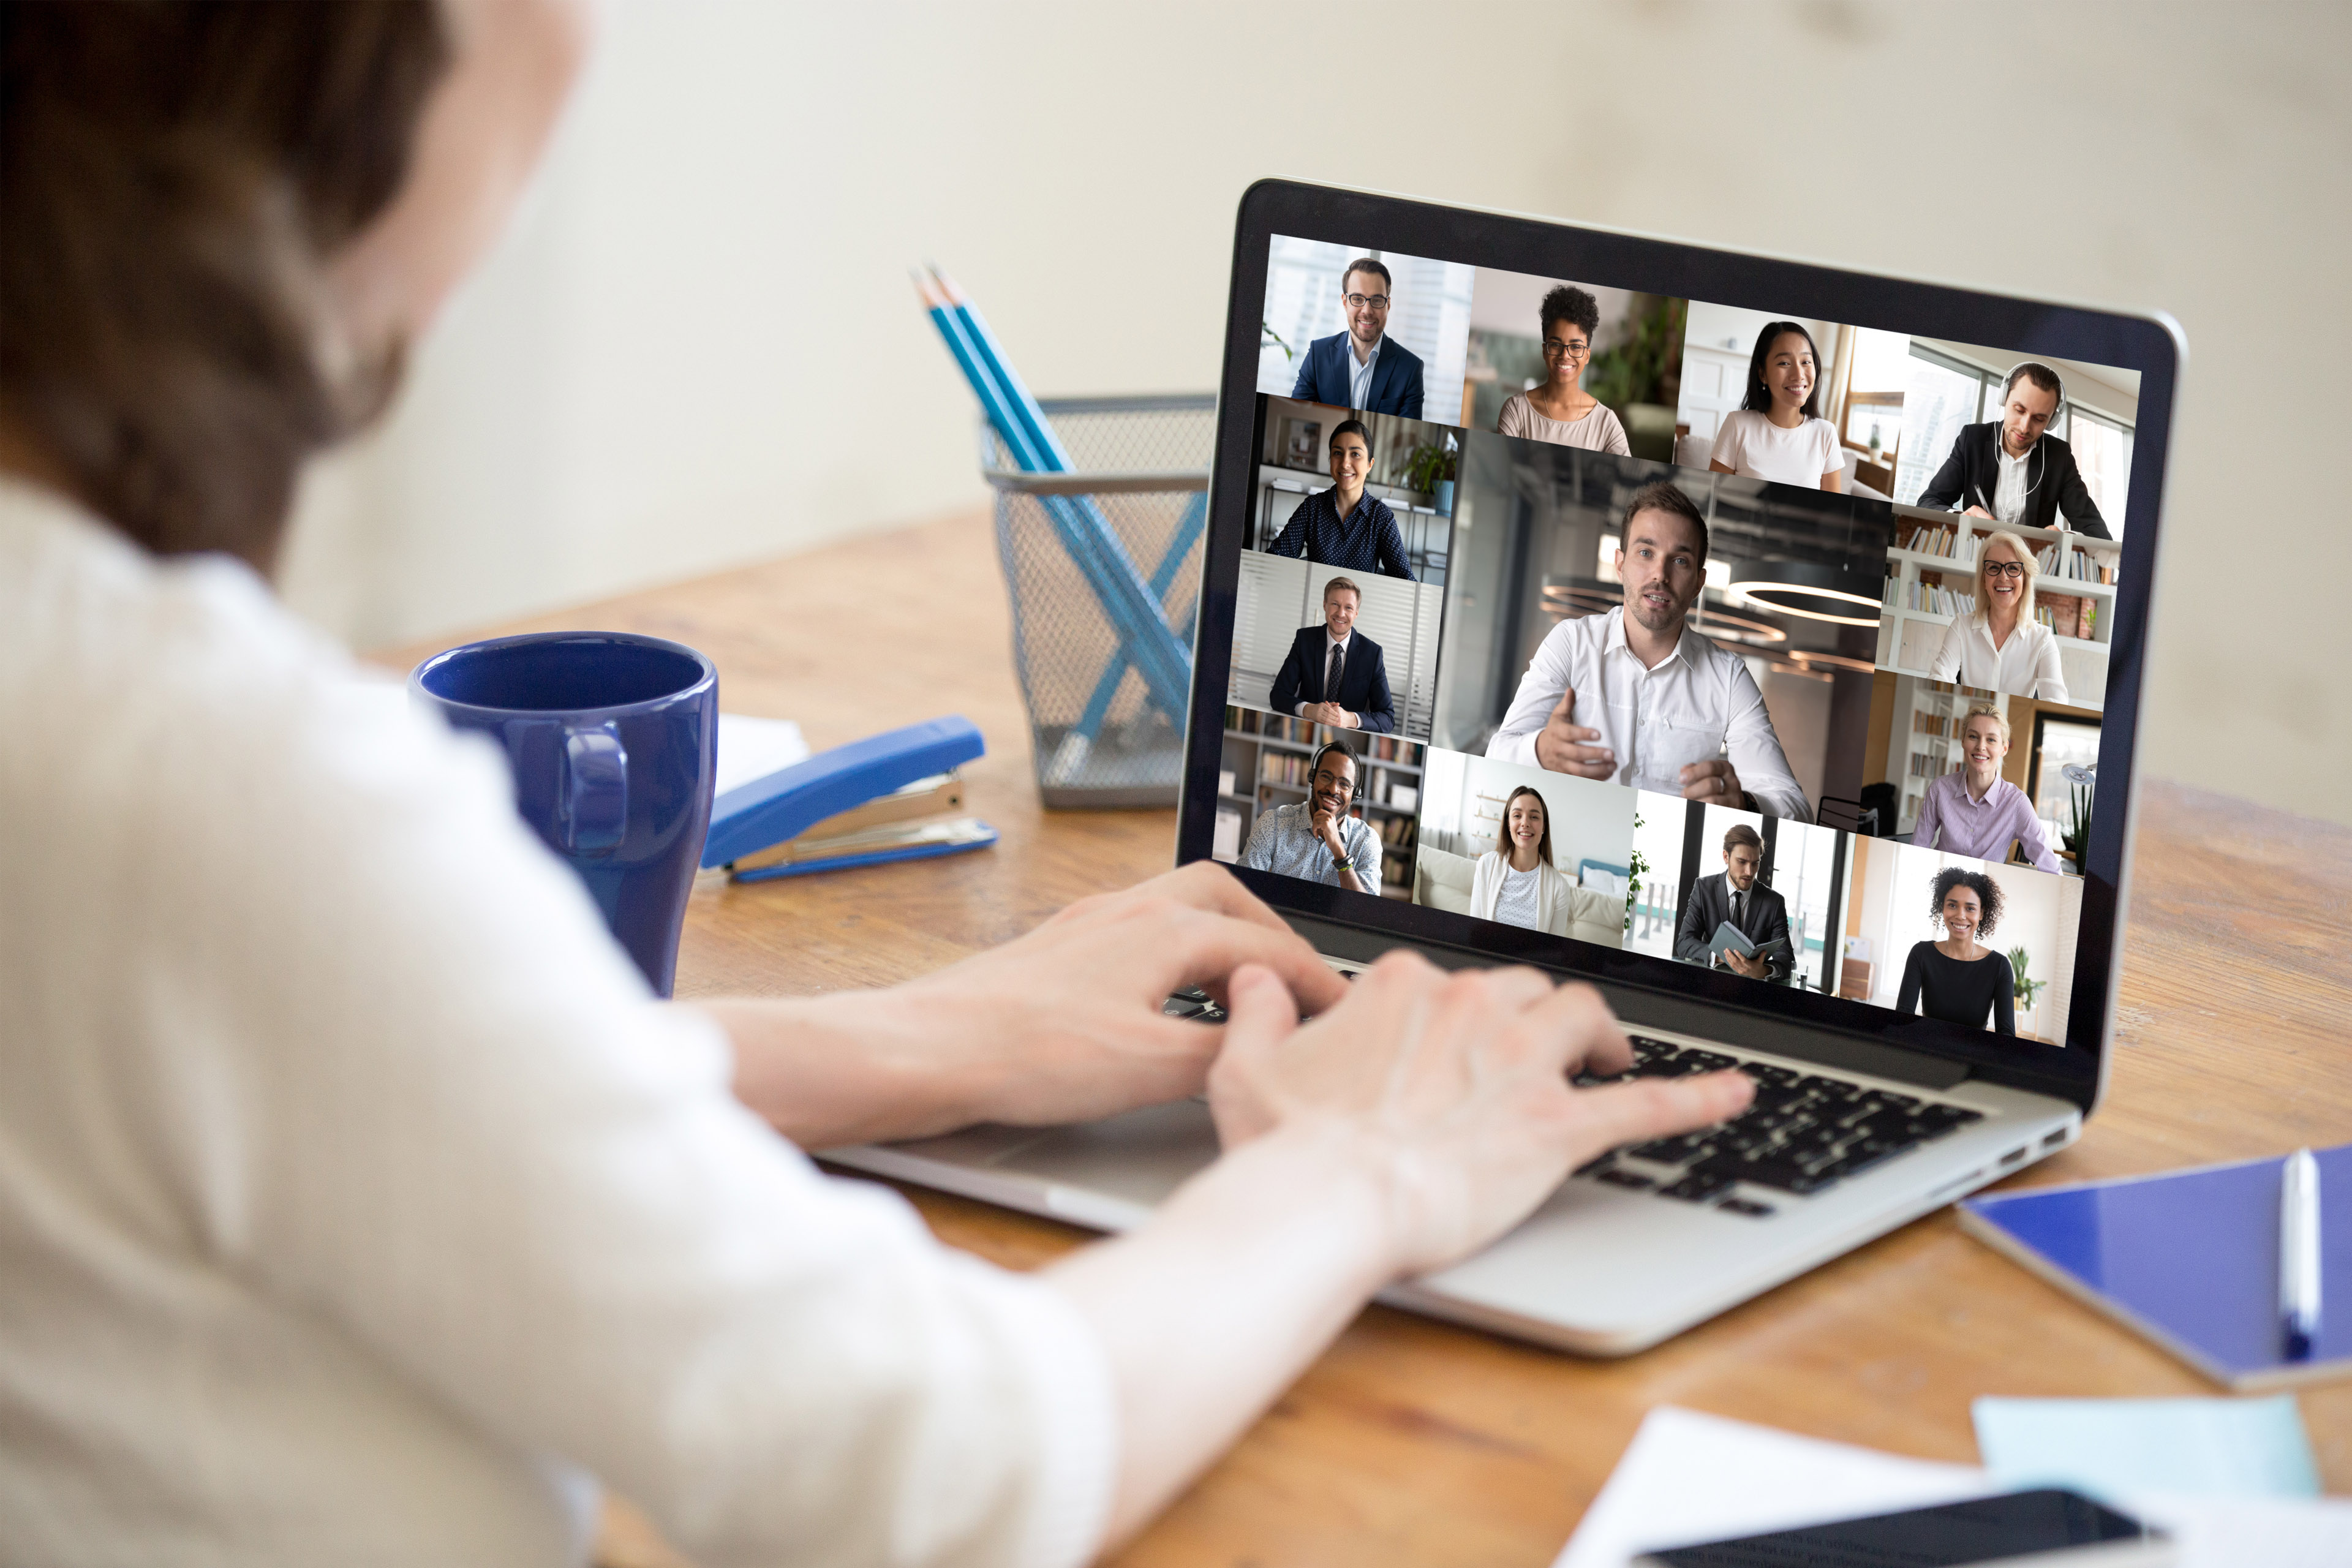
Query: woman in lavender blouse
1912,706,2062,873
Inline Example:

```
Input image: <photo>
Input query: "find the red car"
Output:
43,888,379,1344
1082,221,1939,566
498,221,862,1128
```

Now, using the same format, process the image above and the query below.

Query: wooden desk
382,510,2352,1566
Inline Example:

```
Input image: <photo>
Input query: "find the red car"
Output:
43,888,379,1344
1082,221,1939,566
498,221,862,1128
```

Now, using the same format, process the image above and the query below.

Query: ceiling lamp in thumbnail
1723,559,1883,628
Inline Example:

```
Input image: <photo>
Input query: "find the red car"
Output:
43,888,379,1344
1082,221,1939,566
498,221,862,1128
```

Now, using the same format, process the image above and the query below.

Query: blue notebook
1959,1144,2352,1391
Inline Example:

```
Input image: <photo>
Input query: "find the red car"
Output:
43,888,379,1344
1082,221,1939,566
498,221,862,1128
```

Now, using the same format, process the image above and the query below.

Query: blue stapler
701,716,997,882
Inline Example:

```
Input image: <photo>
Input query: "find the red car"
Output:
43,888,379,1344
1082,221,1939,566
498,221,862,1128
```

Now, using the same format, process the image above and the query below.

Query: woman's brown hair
1,1,450,571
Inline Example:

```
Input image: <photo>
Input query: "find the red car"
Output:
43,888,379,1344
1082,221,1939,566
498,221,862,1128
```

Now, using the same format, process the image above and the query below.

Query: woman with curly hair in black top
1896,866,2015,1035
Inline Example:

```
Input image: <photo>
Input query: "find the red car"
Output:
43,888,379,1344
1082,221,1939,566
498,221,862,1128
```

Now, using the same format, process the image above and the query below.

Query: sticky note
1972,1395,2321,1500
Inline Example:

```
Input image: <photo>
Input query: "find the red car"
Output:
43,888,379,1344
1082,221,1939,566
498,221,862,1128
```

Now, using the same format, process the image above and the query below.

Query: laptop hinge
1284,913,1970,1094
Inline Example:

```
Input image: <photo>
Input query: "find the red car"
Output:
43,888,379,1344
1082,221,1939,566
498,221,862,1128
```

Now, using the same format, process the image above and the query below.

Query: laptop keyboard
1572,1036,1982,1216
1161,993,1983,1219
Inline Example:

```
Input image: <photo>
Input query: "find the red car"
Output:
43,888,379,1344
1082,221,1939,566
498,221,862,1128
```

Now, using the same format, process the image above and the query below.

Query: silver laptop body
826,182,2180,1354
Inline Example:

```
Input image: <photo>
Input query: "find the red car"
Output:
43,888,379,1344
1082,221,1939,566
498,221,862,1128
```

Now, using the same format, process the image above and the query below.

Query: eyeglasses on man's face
1542,339,1591,361
1343,293,1390,311
1983,560,2028,580
1311,767,1355,796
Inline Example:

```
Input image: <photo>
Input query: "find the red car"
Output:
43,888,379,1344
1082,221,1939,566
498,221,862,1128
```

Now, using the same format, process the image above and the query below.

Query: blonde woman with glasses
1927,529,2070,702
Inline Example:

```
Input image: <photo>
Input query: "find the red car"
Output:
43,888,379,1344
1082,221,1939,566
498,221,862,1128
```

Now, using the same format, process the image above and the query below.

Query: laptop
827,180,2181,1355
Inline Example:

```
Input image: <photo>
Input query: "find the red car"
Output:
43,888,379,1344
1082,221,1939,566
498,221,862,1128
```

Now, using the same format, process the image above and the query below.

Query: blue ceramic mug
410,631,718,998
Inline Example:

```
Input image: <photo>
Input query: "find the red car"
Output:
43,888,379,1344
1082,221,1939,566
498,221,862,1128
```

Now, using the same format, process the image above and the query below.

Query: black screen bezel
1177,179,2180,1114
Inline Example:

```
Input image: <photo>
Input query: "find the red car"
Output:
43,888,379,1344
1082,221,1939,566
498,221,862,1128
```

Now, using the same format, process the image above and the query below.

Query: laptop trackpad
992,1098,1222,1208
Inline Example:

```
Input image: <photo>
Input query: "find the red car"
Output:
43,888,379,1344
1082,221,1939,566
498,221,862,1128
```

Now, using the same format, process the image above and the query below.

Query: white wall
1468,271,1643,344
279,0,2352,827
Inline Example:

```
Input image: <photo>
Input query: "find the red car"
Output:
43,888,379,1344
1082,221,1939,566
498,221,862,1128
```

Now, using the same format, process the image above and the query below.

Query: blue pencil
921,287,1186,716
932,266,1076,470
916,271,1193,737
929,266,1201,696
928,268,1188,701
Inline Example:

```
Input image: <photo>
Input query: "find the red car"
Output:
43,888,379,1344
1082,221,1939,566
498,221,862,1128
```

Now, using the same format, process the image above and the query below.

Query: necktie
1733,890,1747,928
1326,641,1344,704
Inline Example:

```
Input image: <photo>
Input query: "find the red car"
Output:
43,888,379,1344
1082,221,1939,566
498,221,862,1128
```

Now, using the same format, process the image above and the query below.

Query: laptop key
1659,1169,1735,1203
1822,1141,1914,1181
1596,1168,1654,1191
1629,1131,1714,1163
1716,1197,1777,1218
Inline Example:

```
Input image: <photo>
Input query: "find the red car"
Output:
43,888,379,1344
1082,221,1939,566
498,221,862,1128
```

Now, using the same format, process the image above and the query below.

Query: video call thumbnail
1411,751,1637,949
1430,440,1887,824
1232,235,2142,1049
1212,708,1426,902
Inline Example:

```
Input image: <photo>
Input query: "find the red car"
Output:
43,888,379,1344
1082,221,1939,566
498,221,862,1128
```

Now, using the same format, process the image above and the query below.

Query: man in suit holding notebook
1268,577,1396,733
1291,257,1424,418
1675,824,1792,981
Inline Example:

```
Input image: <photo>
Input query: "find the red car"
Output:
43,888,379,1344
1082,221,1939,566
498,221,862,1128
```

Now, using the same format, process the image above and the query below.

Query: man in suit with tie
1915,362,2111,538
1674,823,1792,981
1289,257,1425,418
1267,576,1396,734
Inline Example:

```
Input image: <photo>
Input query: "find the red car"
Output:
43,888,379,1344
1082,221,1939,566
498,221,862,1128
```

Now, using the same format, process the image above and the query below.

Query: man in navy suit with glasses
1290,257,1425,418
1267,576,1396,734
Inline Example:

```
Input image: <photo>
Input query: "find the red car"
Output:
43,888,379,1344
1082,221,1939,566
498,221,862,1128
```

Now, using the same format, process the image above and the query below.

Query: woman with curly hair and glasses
1496,284,1632,454
1896,865,2016,1035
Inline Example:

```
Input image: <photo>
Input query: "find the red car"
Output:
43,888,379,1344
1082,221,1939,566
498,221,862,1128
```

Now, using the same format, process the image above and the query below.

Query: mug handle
560,722,629,855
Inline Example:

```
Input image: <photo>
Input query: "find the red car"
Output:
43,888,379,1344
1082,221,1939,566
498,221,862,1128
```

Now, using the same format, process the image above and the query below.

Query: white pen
2281,1147,2321,1361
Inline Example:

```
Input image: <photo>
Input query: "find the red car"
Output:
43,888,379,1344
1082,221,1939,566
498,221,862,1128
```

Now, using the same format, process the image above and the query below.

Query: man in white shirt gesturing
1485,481,1812,821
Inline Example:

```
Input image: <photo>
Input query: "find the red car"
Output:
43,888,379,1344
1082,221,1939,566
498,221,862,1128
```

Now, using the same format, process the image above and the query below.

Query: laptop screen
1184,184,2177,1088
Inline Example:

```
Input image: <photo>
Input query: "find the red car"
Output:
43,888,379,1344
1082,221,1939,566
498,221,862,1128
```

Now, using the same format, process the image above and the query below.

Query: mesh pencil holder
980,394,1215,808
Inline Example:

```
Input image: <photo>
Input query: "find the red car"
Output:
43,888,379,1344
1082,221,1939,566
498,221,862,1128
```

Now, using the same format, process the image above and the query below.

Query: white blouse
1709,409,1843,488
0,480,1113,1567
1469,850,1572,937
1928,611,2072,703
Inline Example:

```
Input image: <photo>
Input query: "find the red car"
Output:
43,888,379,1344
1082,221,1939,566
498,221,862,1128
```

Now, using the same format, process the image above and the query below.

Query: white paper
1555,1407,1987,1568
1555,1406,2352,1568
714,714,809,796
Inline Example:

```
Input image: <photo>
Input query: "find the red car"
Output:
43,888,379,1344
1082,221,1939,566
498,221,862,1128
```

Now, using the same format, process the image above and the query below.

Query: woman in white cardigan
1470,786,1580,937
1928,528,2070,702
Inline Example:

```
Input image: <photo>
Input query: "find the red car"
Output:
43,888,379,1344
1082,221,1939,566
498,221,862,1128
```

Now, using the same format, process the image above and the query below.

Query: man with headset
1236,739,1383,894
1915,362,2112,538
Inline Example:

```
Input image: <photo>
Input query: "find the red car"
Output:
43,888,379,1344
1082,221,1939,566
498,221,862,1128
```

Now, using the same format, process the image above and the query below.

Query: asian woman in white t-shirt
1707,321,1845,491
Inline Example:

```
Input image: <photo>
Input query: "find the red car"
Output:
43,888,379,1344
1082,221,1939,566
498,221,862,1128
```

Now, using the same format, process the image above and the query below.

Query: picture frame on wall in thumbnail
1252,395,1457,587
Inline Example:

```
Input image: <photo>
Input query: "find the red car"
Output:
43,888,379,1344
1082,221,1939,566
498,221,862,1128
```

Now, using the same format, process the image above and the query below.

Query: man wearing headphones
1915,362,2112,538
1236,739,1382,894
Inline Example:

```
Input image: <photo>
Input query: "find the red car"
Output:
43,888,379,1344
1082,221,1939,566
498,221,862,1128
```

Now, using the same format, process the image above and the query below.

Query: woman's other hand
714,862,1349,1147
